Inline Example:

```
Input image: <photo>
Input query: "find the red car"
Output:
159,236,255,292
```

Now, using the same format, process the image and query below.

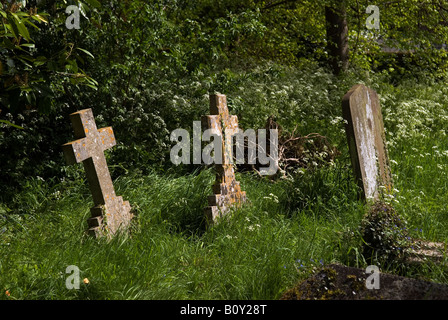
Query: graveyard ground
2,70,448,300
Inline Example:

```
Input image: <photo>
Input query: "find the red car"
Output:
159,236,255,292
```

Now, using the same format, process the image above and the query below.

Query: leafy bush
360,201,412,265
3,0,448,201
0,0,98,114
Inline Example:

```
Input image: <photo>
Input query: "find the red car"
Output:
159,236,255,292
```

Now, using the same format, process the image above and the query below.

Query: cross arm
62,138,89,165
98,126,116,151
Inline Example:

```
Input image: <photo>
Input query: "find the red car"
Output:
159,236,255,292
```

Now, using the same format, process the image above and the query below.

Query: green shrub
360,201,412,265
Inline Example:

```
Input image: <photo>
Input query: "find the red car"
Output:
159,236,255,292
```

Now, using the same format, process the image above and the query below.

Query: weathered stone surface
62,108,132,237
281,264,448,300
202,94,246,224
342,84,393,200
408,240,448,264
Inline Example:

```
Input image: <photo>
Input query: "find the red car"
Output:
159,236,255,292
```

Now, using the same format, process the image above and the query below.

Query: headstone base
86,199,132,237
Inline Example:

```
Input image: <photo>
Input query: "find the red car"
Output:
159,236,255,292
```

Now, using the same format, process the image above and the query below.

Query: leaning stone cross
62,108,132,237
342,84,393,201
202,94,247,224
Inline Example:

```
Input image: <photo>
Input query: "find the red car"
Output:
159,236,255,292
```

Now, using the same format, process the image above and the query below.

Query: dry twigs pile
236,116,340,177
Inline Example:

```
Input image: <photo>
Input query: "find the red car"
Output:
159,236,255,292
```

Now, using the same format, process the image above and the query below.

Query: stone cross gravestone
201,94,247,224
62,108,132,237
342,84,393,200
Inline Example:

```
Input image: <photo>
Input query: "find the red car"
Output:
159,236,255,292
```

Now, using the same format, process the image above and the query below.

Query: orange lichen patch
202,94,246,225
385,184,393,193
62,108,132,238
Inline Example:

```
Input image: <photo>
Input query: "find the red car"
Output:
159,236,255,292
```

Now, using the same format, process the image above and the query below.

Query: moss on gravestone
360,201,412,266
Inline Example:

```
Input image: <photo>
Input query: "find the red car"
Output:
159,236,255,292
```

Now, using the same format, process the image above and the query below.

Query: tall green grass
2,68,448,299
0,163,366,300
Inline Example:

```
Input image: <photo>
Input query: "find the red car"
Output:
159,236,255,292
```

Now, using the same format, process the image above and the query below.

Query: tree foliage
0,0,97,115
1,0,448,197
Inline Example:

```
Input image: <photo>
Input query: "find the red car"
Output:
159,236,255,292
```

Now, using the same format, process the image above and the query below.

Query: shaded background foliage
1,0,448,200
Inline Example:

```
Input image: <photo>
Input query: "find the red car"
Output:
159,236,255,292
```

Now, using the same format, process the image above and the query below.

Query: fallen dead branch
236,116,340,177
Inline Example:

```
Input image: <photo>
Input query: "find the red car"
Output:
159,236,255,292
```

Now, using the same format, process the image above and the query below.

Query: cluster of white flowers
383,95,448,150
263,193,279,203
244,216,261,232
247,224,261,231
330,116,347,126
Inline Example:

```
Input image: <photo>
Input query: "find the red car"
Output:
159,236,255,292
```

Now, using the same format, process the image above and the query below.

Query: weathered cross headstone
62,108,132,237
202,94,247,224
342,84,393,200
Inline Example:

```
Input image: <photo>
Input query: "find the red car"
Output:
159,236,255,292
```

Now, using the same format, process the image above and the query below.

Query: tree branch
261,0,302,11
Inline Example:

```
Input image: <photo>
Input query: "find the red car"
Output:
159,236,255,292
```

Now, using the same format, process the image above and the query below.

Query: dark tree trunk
325,2,349,74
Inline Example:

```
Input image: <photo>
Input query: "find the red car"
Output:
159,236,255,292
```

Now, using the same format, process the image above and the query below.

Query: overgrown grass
0,165,362,300
2,68,448,299
1,159,446,300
